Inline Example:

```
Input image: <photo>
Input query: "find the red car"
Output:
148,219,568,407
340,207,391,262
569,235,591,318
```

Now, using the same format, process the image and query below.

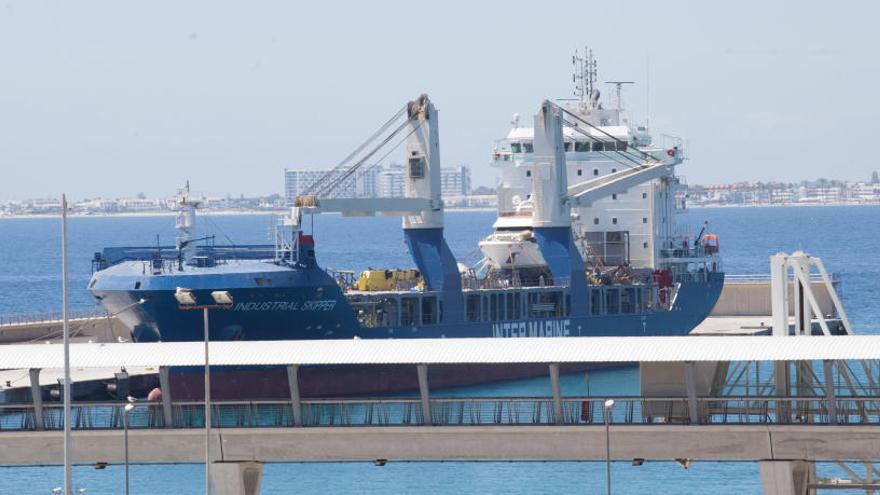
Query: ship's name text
233,300,337,312
492,319,571,338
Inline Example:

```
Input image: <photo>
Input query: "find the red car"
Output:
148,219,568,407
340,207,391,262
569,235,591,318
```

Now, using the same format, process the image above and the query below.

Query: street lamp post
603,399,615,495
123,397,136,495
174,288,233,495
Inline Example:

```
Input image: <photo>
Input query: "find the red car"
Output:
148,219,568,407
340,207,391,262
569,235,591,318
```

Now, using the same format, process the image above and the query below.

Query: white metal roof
0,336,878,369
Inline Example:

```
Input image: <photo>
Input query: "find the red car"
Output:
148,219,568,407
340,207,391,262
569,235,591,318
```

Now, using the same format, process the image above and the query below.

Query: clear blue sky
1,0,877,200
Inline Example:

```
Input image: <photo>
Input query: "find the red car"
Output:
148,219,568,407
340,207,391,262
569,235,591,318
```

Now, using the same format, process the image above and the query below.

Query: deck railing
0,307,107,327
1,396,878,431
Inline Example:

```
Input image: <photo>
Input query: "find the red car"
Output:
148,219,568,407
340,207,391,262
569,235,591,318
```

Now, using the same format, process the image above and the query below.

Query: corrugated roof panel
0,336,878,369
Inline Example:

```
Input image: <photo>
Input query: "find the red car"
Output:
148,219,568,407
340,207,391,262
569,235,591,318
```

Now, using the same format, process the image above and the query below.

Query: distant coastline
687,202,880,209
0,206,500,220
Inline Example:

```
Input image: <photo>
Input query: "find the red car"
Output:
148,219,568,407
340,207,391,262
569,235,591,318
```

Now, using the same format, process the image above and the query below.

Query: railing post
684,362,700,425
775,361,790,424
28,368,43,430
549,363,562,425
417,364,431,425
823,360,837,425
287,365,302,427
158,366,173,428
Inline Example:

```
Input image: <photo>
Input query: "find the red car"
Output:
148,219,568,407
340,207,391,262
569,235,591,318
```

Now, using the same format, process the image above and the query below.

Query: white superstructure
481,48,691,273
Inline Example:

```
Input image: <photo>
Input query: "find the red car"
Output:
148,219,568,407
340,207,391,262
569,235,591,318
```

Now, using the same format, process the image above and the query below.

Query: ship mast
175,180,200,265
572,47,599,111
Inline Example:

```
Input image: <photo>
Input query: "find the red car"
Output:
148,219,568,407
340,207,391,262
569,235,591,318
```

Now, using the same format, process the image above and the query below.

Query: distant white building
286,164,472,202
284,167,381,205
378,163,406,198
440,165,471,197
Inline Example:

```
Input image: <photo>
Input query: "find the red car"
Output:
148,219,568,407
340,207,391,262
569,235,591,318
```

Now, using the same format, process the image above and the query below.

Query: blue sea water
0,206,878,494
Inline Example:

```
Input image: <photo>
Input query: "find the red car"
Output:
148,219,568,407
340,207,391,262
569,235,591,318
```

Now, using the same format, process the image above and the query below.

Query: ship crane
293,94,443,222
529,100,679,214
291,94,464,322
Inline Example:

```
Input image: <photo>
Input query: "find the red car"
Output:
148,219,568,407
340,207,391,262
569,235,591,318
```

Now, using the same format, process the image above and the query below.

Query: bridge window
590,289,602,315
506,293,515,320
594,218,599,225
606,289,620,315
514,292,522,319
612,194,617,200
379,298,399,326
422,296,438,325
593,168,599,176
523,142,534,153
577,169,582,176
642,192,647,199
482,295,490,321
575,142,590,152
615,141,628,151
526,170,531,177
529,291,562,318
510,142,522,153
611,168,617,173
490,293,499,320
466,294,481,322
643,217,648,223
401,297,419,326
564,142,573,152
612,218,618,225
591,142,604,152
621,288,635,313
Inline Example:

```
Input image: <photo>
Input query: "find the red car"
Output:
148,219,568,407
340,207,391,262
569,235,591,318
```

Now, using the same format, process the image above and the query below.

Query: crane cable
303,104,408,196
318,117,417,197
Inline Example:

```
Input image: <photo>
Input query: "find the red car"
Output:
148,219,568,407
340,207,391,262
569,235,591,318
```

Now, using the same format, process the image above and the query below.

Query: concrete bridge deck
2,424,878,466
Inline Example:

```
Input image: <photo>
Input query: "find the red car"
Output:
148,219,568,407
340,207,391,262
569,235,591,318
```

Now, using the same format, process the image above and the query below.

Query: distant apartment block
285,164,473,204
440,165,471,197
284,167,382,205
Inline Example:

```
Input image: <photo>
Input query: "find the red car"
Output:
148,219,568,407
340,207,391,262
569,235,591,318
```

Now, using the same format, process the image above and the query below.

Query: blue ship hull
89,246,723,398
90,261,723,342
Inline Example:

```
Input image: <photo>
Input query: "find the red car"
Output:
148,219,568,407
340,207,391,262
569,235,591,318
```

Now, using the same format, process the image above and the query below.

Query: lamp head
174,287,196,305
604,399,615,409
210,291,233,306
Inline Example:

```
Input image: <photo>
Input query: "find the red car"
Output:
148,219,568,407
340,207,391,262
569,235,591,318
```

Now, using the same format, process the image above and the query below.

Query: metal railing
0,307,107,327
2,396,878,431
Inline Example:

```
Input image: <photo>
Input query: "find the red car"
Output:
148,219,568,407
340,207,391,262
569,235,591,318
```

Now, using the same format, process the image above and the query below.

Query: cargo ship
88,51,723,398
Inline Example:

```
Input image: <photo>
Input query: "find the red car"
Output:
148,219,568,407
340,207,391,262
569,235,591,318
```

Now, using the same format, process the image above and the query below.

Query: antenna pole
61,194,72,495
646,55,651,129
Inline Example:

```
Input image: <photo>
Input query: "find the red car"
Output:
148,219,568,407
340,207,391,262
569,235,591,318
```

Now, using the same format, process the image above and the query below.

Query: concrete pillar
158,366,173,428
28,368,43,431
549,363,562,425
211,461,263,495
286,365,302,427
823,360,837,424
417,364,431,425
684,362,700,425
759,460,814,495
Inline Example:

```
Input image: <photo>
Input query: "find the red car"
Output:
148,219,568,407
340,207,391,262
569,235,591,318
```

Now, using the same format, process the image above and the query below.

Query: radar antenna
604,81,635,110
572,47,598,110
